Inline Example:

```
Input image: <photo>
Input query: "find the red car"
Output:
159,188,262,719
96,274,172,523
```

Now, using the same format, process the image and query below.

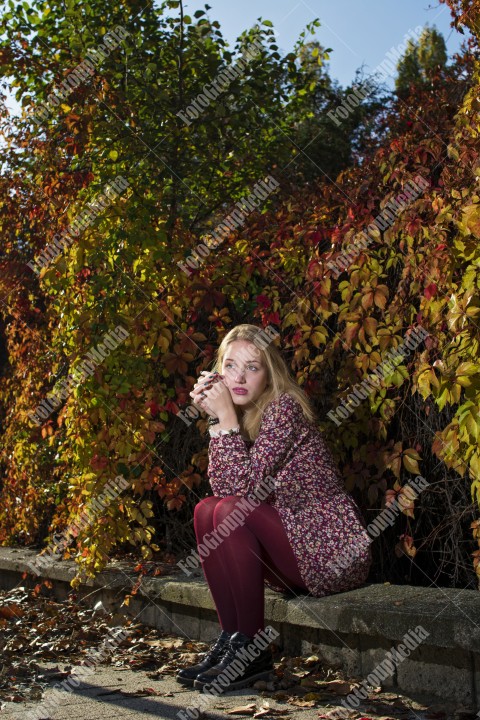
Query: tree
395,26,448,97
286,40,387,181
1,0,478,593
0,0,356,583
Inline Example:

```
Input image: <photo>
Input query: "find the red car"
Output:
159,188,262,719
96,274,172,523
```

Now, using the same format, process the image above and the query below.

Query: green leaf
116,463,130,477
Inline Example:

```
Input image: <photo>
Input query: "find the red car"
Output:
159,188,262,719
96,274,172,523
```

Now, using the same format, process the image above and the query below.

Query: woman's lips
233,388,248,395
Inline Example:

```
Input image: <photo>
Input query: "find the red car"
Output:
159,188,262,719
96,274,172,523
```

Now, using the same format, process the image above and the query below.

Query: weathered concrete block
280,593,325,628
278,621,302,655
197,608,223,642
265,595,289,624
130,599,157,629
128,597,176,635
396,644,474,708
171,605,200,639
473,652,480,711
160,579,214,610
309,630,362,678
358,635,397,689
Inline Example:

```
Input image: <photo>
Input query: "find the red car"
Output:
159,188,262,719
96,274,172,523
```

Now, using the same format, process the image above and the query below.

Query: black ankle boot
193,629,274,694
175,630,232,687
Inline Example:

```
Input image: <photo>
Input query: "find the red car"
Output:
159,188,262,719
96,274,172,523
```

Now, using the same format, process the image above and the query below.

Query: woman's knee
213,495,254,528
193,495,222,523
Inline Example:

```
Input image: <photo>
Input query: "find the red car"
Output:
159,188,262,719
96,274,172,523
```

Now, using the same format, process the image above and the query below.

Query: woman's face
221,340,269,409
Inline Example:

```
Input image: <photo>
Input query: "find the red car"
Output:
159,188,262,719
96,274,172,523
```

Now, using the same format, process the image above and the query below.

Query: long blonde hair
209,324,318,441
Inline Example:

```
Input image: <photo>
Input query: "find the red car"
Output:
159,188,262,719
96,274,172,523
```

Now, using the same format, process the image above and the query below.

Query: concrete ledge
0,547,478,711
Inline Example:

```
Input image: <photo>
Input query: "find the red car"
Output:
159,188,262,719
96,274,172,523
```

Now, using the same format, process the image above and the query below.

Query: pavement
0,661,327,720
0,657,464,720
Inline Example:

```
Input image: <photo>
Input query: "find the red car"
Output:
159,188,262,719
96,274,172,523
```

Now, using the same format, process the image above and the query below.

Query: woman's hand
189,371,222,417
189,371,235,420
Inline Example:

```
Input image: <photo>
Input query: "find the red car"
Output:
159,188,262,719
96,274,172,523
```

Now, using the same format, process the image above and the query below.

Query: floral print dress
207,391,372,597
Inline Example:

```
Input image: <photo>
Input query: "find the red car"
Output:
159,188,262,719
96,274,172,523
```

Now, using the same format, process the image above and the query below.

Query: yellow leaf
447,144,459,161
465,413,479,442
462,204,480,238
456,362,479,387
311,329,327,348
403,449,421,474
470,454,480,505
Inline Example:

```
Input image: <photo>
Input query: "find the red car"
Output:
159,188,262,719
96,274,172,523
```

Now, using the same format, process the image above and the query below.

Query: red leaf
256,294,271,308
424,283,437,300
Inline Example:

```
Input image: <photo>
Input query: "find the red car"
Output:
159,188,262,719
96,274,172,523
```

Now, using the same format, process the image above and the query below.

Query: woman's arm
207,392,304,499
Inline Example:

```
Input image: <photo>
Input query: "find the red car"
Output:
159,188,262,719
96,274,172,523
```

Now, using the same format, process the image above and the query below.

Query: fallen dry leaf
322,679,355,695
0,604,24,619
318,708,357,719
289,698,316,707
303,692,322,702
0,584,207,703
118,686,165,698
271,691,290,701
253,703,286,718
227,703,257,715
299,676,322,688
144,638,184,649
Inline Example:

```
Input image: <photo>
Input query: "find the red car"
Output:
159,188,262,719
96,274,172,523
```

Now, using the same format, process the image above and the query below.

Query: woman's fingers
190,383,212,401
199,371,223,381
192,382,212,397
193,372,223,391
190,371,225,402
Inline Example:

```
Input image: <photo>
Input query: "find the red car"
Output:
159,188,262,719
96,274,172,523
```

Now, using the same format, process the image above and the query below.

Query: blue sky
185,0,466,88
2,0,467,115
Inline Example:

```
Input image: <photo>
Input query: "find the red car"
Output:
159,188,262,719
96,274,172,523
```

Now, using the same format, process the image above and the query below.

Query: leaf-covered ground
0,585,474,719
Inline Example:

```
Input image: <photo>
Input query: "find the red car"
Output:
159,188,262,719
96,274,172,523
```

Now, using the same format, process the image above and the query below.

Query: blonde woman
176,324,371,694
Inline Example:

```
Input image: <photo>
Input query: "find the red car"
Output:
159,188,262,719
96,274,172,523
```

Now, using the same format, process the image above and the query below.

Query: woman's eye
224,363,257,371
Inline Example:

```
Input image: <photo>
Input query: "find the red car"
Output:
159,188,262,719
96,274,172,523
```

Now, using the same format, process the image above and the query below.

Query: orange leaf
374,287,388,309
0,604,23,619
361,290,374,310
396,534,417,558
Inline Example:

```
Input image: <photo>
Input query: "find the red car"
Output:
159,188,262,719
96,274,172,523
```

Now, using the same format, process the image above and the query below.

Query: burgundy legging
193,495,309,637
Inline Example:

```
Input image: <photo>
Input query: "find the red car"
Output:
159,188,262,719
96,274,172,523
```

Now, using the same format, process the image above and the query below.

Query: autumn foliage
0,0,479,589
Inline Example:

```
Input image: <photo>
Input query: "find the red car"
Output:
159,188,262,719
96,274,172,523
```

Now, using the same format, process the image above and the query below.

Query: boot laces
216,640,239,666
218,635,264,667
204,633,229,662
